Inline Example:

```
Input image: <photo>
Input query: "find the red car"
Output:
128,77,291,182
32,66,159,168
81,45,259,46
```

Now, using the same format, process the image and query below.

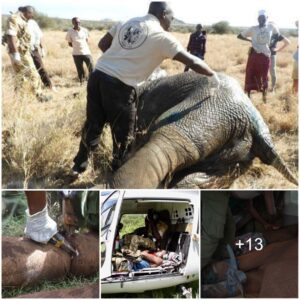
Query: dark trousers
31,48,52,88
74,70,137,170
73,55,94,82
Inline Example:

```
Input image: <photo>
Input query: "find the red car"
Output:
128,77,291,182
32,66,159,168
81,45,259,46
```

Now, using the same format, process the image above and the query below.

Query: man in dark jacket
184,24,206,71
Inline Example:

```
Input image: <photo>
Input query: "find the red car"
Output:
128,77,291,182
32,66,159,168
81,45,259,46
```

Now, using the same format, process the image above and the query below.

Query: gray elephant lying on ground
109,72,297,188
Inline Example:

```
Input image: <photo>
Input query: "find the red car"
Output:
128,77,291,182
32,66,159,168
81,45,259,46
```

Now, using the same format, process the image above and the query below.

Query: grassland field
2,30,298,189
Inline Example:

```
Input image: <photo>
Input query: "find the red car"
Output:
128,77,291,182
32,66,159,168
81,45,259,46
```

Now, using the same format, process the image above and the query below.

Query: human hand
10,52,21,65
41,48,46,58
271,47,278,53
210,72,220,89
24,206,58,244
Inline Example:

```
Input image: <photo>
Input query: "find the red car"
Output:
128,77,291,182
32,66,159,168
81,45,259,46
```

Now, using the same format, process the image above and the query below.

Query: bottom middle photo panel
101,189,200,298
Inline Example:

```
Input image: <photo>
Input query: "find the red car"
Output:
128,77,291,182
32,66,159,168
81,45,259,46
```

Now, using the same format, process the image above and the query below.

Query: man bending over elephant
72,1,220,173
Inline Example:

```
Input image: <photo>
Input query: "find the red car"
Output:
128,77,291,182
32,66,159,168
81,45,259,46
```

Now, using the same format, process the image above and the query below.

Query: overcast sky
2,0,299,28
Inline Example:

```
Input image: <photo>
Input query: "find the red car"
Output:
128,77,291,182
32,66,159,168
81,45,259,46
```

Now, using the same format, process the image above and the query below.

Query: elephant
108,72,297,188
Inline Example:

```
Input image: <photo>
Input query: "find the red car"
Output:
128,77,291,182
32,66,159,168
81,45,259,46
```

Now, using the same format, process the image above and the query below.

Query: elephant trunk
109,130,200,188
270,152,298,186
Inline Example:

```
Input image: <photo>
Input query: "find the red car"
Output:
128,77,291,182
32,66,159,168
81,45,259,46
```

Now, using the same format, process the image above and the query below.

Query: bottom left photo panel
2,190,99,298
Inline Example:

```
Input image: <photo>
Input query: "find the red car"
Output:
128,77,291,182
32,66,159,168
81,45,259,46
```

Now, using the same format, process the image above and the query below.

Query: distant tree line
1,12,298,37
173,20,297,37
1,11,116,31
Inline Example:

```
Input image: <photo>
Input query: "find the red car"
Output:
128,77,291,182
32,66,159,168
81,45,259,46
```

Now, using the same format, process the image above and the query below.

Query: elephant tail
254,134,298,186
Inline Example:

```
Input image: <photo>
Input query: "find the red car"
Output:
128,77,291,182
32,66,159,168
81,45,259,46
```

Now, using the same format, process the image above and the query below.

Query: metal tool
60,191,79,235
49,232,79,256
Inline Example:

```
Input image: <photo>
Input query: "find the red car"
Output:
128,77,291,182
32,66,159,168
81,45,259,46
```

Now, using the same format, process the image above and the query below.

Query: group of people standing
4,6,94,97
185,9,296,102
4,3,298,175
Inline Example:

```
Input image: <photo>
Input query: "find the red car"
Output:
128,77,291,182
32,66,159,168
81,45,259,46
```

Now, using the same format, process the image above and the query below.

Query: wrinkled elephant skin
110,72,297,188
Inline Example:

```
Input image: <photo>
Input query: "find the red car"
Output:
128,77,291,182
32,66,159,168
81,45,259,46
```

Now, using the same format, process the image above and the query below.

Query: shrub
211,21,232,34
34,11,55,29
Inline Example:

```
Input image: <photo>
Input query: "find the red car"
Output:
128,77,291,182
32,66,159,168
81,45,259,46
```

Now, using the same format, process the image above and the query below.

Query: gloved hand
210,72,220,88
41,48,46,58
24,206,58,244
10,52,21,66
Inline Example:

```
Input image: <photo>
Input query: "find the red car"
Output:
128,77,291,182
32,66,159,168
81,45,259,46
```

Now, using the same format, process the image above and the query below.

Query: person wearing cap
237,10,279,102
72,1,220,174
66,17,93,83
184,24,207,72
5,6,50,102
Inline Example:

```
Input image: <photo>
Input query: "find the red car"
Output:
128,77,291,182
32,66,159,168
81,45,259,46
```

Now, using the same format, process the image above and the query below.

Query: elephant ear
136,72,209,132
150,73,232,134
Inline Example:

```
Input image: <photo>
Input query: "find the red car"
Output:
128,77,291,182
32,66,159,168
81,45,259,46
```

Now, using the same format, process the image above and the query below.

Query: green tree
212,21,232,34
34,11,55,29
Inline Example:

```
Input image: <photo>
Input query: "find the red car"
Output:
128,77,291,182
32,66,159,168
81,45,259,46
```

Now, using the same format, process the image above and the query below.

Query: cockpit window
101,191,120,233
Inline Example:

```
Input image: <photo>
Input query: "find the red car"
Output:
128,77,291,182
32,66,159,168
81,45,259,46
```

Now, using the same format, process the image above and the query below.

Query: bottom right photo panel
201,190,298,298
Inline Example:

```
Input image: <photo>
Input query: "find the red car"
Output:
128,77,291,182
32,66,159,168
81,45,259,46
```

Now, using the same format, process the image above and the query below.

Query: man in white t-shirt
27,18,53,89
72,1,219,174
66,17,93,83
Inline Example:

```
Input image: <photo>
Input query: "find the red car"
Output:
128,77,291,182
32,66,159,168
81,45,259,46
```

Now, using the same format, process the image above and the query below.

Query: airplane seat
166,232,191,264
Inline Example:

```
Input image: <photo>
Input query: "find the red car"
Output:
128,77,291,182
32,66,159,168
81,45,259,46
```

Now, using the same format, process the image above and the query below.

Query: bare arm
6,35,18,53
263,191,276,215
98,32,113,52
246,199,269,227
173,51,214,76
237,33,252,43
141,250,163,267
274,36,291,53
25,191,47,214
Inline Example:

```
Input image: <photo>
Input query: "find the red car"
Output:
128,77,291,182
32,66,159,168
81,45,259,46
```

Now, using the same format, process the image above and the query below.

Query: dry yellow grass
1,30,298,188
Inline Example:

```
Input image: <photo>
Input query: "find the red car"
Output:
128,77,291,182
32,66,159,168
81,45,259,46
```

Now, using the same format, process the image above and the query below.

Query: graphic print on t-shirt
118,21,148,49
257,28,270,45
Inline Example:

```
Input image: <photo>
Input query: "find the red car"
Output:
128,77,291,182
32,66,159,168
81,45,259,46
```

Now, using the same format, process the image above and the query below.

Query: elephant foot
169,163,251,189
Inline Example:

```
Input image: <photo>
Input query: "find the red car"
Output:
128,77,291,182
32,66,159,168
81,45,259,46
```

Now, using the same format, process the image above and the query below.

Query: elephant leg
169,138,254,189
169,162,251,189
109,129,200,188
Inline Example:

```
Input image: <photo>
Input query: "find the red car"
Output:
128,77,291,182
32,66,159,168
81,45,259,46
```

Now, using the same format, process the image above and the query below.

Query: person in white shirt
27,18,53,89
66,17,93,83
238,10,279,102
72,1,219,174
